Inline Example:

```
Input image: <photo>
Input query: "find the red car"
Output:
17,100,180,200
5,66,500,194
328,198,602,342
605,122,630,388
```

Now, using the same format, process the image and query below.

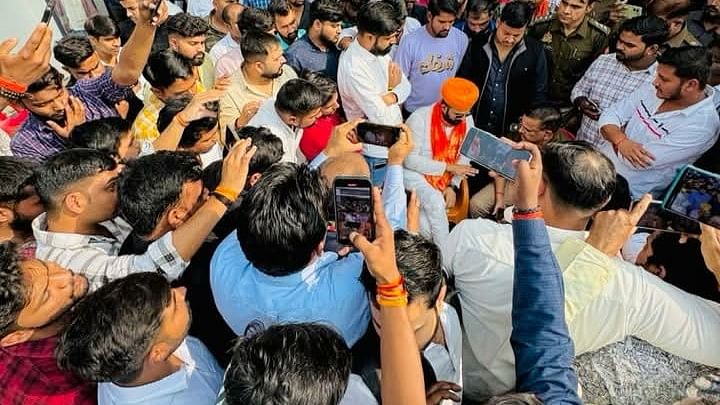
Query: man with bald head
209,2,245,63
320,152,370,185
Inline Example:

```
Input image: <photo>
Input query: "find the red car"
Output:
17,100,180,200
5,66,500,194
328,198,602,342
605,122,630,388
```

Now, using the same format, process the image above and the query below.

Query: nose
176,286,188,298
280,55,287,64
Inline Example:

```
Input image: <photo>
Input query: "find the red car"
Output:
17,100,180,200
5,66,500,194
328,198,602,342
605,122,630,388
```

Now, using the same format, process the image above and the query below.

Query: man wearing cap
403,77,480,246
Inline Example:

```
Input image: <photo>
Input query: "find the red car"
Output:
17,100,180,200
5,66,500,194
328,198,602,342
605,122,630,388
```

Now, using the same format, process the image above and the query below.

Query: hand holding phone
459,128,531,181
663,165,720,230
356,122,401,148
333,176,374,245
635,199,701,235
41,0,56,24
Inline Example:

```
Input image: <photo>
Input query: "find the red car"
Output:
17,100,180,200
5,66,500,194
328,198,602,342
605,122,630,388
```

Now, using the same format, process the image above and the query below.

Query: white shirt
0,128,11,156
199,143,223,168
187,0,213,16
209,34,240,65
442,218,720,400
597,83,720,198
247,98,305,163
337,40,411,158
99,337,223,405
424,305,463,405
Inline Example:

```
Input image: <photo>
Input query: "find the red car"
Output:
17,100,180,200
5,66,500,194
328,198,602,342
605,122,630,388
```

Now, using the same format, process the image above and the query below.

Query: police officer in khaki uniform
529,0,609,104
661,9,702,47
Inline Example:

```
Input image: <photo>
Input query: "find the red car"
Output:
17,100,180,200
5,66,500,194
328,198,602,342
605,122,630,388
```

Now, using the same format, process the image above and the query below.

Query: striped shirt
10,71,134,162
32,213,189,292
571,53,656,147
243,0,271,8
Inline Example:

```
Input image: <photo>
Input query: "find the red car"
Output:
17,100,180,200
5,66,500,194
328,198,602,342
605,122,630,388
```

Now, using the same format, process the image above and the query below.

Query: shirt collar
550,16,590,38
252,250,341,286
32,213,129,249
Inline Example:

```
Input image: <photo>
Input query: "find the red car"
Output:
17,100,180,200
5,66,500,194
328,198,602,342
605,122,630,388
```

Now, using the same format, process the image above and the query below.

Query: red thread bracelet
0,76,27,93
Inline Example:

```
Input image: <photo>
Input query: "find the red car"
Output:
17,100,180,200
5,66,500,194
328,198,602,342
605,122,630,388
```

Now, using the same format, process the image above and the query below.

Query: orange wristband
0,76,27,93
175,113,189,127
377,275,403,290
214,186,240,201
376,293,408,307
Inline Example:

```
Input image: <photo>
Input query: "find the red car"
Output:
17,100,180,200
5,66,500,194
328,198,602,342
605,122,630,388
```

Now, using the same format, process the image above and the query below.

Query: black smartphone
356,122,401,148
333,176,374,245
41,0,55,24
663,165,720,230
633,199,701,235
460,127,532,181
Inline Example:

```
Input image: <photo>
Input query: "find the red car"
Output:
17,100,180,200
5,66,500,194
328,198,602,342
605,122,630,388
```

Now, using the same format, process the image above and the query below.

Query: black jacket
457,35,548,134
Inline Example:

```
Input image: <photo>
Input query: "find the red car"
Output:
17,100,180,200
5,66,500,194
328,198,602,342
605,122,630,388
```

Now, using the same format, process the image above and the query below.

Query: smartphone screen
333,177,374,245
634,200,701,235
459,127,531,181
663,165,720,230
356,123,401,148
41,0,55,24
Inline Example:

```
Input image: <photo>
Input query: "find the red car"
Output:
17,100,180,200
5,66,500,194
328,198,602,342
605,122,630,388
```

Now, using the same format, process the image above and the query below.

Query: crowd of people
1,0,720,403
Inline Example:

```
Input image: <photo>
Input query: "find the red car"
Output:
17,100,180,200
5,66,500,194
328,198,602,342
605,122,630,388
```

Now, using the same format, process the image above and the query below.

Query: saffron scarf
425,103,467,191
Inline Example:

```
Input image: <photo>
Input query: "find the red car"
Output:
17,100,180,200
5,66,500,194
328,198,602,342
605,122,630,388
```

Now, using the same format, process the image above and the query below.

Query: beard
443,110,463,126
190,52,205,66
370,43,393,56
262,66,284,79
10,212,34,236
435,29,450,38
656,85,682,101
616,50,644,63
320,32,339,48
282,30,299,43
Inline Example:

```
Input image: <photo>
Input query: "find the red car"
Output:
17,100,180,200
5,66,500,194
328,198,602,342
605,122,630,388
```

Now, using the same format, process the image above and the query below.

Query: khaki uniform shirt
665,24,702,48
529,15,609,104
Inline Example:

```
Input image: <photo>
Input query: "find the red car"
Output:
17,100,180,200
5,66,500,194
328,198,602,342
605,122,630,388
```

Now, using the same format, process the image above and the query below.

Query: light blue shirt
210,164,406,345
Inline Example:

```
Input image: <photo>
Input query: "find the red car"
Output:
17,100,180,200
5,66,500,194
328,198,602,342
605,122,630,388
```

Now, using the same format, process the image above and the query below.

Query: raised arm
112,0,167,86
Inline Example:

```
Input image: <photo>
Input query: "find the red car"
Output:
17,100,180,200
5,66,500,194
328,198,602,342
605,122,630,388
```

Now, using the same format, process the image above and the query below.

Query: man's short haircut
300,70,337,104
0,243,25,338
118,151,203,237
274,79,324,116
268,0,293,17
618,15,669,47
0,157,37,206
526,105,562,132
84,15,120,38
428,0,461,16
166,12,210,38
70,117,132,159
309,0,344,25
157,95,219,149
238,7,274,35
224,323,351,405
485,393,543,405
241,30,280,63
360,230,444,308
467,0,495,15
657,46,711,87
499,1,533,28
143,49,196,90
34,148,118,210
54,34,96,69
56,272,172,384
221,3,244,24
357,1,403,36
236,126,284,175
26,66,64,94
542,141,616,213
236,163,328,276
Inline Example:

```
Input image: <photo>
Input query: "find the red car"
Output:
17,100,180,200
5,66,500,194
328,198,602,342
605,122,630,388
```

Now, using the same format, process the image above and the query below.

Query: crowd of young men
1,0,720,403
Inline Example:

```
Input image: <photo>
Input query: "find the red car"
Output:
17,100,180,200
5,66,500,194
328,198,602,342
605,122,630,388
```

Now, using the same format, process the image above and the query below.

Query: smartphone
356,122,401,148
622,4,643,18
333,176,374,245
663,165,720,230
633,199,701,235
586,98,601,113
459,127,532,181
41,0,55,24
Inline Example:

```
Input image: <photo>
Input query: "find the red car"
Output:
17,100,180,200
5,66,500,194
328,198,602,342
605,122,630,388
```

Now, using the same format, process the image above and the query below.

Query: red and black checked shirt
0,336,96,405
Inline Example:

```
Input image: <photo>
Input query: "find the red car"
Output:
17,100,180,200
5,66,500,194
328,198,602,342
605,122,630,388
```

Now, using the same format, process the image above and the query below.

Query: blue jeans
364,156,388,187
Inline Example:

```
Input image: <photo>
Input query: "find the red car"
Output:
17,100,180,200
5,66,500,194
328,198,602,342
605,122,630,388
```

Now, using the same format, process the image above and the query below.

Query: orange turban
441,77,479,111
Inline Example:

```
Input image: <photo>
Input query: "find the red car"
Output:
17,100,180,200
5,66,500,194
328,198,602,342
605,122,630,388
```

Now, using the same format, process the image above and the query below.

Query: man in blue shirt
210,122,412,345
286,0,343,80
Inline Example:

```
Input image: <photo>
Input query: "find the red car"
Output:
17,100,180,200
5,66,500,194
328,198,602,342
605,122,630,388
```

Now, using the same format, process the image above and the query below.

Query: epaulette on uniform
588,18,610,35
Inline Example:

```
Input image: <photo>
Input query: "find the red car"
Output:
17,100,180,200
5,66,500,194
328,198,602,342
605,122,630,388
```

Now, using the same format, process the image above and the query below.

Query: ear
426,10,433,22
146,341,174,364
287,115,300,127
314,240,324,257
248,172,262,188
435,284,447,311
64,192,87,216
647,44,659,56
168,37,179,51
0,207,13,225
542,129,554,143
0,329,34,348
88,37,98,48
166,207,188,230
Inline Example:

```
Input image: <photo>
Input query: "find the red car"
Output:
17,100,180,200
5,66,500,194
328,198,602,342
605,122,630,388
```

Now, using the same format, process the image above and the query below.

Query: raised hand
585,194,652,256
47,96,85,138
0,24,52,87
387,123,414,165
216,138,258,194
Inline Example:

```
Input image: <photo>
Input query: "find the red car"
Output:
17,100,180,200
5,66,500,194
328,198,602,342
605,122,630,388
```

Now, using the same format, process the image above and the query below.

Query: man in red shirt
0,242,94,405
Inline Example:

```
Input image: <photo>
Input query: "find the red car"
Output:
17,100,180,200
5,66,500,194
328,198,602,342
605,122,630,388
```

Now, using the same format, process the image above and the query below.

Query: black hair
300,70,337,104
268,0,293,17
157,95,219,149
360,230,444,307
70,117,132,159
166,12,210,38
118,151,203,237
499,1,533,28
34,148,117,211
236,163,328,276
238,7,275,35
428,0,461,16
143,49,195,90
357,1,403,36
485,393,543,405
526,106,562,132
54,34,95,69
274,79,324,116
84,14,120,38
0,242,25,338
56,272,172,383
26,66,64,94
466,0,494,15
309,0,344,25
542,141,616,213
0,157,37,205
236,126,284,175
224,323,351,405
657,46,711,87
241,30,280,63
618,15,669,47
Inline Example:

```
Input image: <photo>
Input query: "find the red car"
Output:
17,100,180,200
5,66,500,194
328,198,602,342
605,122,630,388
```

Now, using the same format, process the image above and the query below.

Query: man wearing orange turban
403,77,480,246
